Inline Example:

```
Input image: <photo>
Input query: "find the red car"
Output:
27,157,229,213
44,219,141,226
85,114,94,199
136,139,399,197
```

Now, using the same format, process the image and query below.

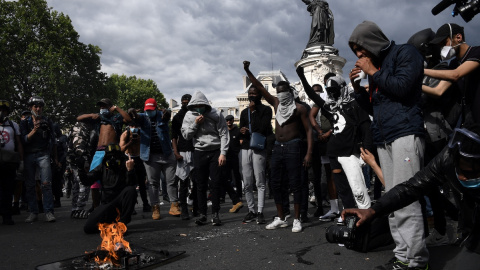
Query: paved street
0,194,460,270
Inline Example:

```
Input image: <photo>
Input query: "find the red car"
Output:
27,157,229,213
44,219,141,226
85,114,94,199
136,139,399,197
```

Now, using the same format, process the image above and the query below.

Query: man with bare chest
243,61,313,233
76,98,131,171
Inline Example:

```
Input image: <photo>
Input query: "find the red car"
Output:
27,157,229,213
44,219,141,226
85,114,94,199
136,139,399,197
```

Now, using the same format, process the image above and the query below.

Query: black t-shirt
172,108,194,152
457,46,480,124
227,125,241,154
325,101,373,157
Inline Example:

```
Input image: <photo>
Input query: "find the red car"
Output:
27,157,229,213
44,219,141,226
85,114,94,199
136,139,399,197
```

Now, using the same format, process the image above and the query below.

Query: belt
274,138,301,146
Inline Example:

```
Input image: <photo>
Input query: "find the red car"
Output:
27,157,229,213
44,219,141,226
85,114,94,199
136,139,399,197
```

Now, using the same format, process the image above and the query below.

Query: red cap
144,98,157,111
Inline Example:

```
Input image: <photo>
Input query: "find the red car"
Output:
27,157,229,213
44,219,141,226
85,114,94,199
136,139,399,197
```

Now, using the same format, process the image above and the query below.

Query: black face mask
181,104,188,110
248,95,261,103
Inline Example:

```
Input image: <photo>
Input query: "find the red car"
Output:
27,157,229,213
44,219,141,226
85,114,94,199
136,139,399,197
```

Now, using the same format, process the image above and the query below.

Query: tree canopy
108,74,168,112
0,0,115,126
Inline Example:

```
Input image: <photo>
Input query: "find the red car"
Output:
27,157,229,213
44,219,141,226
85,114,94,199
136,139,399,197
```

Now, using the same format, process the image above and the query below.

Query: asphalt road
0,194,461,270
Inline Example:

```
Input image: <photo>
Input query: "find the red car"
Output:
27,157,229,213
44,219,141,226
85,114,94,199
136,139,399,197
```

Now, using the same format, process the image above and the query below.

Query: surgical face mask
145,110,156,118
193,107,206,114
100,108,110,115
277,92,293,106
31,110,39,118
440,42,457,61
455,169,480,189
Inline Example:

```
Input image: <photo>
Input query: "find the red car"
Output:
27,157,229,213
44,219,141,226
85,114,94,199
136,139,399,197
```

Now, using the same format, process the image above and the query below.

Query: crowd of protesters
1,21,480,270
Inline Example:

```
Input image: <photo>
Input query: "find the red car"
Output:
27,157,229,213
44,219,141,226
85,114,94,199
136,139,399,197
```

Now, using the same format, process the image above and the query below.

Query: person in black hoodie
348,21,428,270
171,94,197,220
81,144,137,234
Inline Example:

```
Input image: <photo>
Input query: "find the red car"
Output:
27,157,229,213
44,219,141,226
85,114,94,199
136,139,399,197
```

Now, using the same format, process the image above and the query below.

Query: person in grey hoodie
181,91,230,226
348,21,428,270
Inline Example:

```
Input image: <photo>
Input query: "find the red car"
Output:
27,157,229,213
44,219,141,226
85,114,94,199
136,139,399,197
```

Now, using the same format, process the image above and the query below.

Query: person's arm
360,147,385,186
243,61,277,107
371,45,424,99
125,154,137,186
181,112,199,140
309,106,323,135
77,113,99,122
238,109,250,138
109,105,131,124
119,130,130,152
217,114,229,166
298,104,313,168
422,80,452,97
424,61,480,81
296,66,326,107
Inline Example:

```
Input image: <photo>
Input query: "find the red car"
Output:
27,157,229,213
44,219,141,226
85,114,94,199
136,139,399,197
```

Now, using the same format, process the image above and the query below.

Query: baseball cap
430,23,464,45
96,98,113,107
225,115,234,121
144,98,157,111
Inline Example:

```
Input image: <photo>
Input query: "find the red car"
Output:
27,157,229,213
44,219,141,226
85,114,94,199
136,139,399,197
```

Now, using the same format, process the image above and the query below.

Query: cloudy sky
46,0,480,105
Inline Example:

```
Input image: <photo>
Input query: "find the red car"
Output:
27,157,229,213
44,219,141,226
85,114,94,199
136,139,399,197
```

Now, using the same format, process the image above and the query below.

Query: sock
330,199,339,213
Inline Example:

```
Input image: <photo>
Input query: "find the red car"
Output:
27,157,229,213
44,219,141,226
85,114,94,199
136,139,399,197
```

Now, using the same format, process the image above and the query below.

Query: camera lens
325,224,351,244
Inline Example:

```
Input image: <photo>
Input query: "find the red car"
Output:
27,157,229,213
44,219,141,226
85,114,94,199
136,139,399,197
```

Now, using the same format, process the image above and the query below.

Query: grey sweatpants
143,152,177,205
241,149,266,213
377,135,429,267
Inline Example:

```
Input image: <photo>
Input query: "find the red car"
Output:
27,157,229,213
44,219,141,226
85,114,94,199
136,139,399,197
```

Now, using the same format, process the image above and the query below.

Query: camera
326,215,369,251
432,0,480,22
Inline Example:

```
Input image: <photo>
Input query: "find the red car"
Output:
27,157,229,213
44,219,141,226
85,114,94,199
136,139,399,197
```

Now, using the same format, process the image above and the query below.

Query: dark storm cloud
46,0,480,104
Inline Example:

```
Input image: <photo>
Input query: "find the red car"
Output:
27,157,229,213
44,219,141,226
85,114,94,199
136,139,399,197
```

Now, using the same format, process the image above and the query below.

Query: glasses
448,128,480,158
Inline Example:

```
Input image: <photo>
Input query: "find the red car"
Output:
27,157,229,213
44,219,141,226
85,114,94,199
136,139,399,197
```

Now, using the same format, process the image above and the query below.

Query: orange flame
94,209,132,266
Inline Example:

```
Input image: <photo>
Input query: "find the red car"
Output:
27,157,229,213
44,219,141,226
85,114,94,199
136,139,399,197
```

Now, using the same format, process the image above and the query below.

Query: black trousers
225,151,242,200
0,164,16,218
194,149,224,215
84,186,137,234
329,156,356,209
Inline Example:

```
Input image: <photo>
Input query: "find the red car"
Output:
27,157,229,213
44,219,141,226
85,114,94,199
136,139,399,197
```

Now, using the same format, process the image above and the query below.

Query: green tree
107,74,168,111
0,0,115,127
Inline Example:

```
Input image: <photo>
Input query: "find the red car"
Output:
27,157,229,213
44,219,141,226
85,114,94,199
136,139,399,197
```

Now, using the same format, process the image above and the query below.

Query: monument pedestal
293,44,346,103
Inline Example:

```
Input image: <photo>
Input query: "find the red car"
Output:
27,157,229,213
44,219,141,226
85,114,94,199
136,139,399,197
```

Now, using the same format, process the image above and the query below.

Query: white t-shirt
1,120,20,152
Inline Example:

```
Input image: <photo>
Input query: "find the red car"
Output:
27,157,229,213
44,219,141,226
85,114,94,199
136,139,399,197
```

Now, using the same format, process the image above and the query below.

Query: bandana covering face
276,92,296,126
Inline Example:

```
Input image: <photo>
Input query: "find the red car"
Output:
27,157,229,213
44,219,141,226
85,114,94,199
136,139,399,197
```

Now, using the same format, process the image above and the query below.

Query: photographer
425,23,480,125
343,124,480,270
0,100,23,225
20,96,58,223
119,108,151,212
82,144,137,234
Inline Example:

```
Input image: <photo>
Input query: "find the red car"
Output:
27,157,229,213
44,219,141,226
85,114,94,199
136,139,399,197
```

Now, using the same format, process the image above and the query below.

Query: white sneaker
25,213,38,223
292,219,302,233
159,201,165,206
187,197,193,206
266,217,288,230
207,201,212,206
426,228,450,246
319,210,339,222
45,212,56,222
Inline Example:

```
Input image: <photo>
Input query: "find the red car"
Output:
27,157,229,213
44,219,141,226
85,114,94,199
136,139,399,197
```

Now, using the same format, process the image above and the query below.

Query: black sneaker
212,213,222,226
243,211,257,223
374,257,408,270
300,213,310,223
257,212,265,224
195,215,208,226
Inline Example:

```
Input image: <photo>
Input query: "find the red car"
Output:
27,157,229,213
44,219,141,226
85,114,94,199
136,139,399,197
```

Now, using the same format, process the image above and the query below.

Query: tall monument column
294,0,346,100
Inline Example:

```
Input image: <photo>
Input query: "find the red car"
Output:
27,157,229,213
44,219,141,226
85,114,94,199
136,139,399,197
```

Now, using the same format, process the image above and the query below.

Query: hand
354,57,376,76
240,127,249,135
243,61,250,71
218,154,226,167
162,109,171,120
349,66,363,85
174,152,184,161
303,153,312,168
341,208,375,227
195,115,204,124
360,147,376,167
109,105,117,113
126,154,135,171
90,114,100,120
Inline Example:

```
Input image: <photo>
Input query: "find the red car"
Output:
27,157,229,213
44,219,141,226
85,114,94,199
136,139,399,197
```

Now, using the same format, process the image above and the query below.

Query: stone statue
302,0,334,47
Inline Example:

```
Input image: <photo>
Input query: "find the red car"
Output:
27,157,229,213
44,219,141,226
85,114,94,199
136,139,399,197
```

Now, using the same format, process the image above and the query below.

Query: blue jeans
24,152,54,214
270,139,304,205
